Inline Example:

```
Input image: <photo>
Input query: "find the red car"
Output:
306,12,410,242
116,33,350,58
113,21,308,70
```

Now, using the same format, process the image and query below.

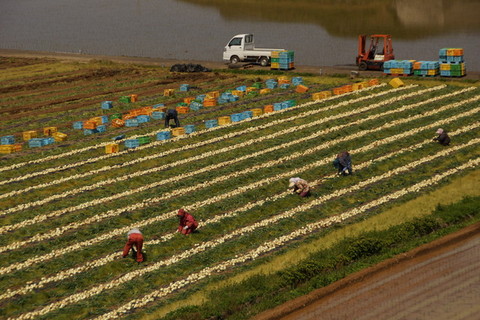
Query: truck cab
223,34,283,66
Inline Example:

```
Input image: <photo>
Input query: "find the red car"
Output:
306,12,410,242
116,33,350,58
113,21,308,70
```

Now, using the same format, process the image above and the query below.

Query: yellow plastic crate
251,108,263,117
231,90,244,97
13,144,23,152
427,69,438,76
0,145,15,154
352,83,365,91
164,89,175,96
270,62,279,69
43,127,57,136
440,64,451,71
53,132,67,142
129,94,138,102
259,88,271,94
206,91,219,99
105,143,119,154
218,116,231,125
22,130,37,141
172,127,185,137
89,117,103,126
389,77,405,88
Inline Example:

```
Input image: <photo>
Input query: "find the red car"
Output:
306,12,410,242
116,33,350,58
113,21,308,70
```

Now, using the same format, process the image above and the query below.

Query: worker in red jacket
122,228,144,262
177,209,198,235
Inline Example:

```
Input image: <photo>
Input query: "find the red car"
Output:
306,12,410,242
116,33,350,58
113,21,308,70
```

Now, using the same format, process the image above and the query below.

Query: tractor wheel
259,57,269,67
358,61,368,71
230,56,240,64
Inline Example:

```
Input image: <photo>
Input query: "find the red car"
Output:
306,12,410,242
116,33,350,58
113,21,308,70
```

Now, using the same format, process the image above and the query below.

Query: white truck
223,34,285,66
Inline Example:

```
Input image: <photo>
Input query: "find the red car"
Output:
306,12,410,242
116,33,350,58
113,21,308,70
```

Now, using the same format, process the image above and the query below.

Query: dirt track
254,222,480,320
5,48,479,80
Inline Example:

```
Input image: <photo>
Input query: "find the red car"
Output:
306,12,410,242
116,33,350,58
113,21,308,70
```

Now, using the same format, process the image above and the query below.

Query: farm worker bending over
433,128,450,146
333,151,353,176
288,177,311,197
177,209,198,235
122,228,144,262
165,108,181,128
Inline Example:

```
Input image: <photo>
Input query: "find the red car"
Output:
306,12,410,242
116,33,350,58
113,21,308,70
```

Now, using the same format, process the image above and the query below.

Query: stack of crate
383,60,414,76
0,135,19,154
439,48,466,77
271,50,295,70
413,61,440,77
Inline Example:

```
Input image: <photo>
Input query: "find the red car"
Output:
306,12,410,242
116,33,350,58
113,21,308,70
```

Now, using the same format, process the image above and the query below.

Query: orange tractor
356,34,394,71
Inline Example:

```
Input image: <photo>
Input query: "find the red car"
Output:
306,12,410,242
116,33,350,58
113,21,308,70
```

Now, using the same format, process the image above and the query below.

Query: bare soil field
254,222,480,320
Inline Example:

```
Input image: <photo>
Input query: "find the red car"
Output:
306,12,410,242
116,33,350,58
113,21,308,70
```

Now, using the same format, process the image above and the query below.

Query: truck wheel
358,61,368,71
230,56,240,64
259,57,269,67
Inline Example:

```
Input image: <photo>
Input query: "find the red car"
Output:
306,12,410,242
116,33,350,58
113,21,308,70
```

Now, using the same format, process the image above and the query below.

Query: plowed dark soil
254,222,480,320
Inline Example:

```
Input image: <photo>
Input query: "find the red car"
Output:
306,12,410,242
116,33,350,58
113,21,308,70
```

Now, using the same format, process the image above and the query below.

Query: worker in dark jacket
165,108,180,128
177,209,198,235
122,228,144,262
333,151,353,176
433,128,450,146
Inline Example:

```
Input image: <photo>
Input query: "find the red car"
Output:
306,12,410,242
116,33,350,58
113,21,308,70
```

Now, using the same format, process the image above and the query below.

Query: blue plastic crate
153,103,165,108
100,115,109,124
440,70,451,76
43,137,55,145
137,115,150,123
280,83,290,89
383,68,391,74
156,131,171,140
84,129,98,135
236,85,247,92
229,95,239,102
151,111,165,120
97,125,107,133
101,101,113,110
231,113,243,122
217,98,228,104
292,77,303,86
273,103,283,111
179,84,190,92
1,135,15,145
266,82,278,89
196,94,206,102
184,124,195,134
205,119,218,129
125,139,139,148
73,121,83,129
189,101,203,111
125,119,139,127
242,111,253,120
28,138,44,148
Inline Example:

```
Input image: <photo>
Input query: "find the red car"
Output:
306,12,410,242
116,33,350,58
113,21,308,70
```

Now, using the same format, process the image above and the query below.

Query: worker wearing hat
177,209,198,235
288,177,311,197
122,228,144,262
433,128,450,146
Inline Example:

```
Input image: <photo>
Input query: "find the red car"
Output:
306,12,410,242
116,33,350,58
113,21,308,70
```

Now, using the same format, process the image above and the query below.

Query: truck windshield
229,37,242,46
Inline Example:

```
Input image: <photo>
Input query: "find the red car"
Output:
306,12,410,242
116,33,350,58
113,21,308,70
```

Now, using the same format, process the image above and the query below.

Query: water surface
1,0,479,70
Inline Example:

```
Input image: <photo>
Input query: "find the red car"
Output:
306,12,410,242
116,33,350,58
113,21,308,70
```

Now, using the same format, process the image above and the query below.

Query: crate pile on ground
271,50,295,70
439,48,466,77
413,61,440,77
383,60,415,76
